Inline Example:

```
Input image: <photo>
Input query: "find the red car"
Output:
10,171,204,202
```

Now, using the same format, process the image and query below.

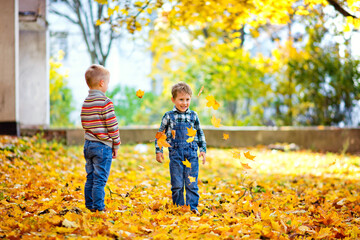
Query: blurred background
1,0,360,132
47,0,360,128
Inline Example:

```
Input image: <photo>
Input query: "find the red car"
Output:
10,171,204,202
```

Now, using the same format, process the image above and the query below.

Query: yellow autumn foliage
0,135,360,239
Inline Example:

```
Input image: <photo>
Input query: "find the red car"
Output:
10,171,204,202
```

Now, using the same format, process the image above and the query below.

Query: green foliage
49,51,75,127
150,27,272,126
271,12,360,126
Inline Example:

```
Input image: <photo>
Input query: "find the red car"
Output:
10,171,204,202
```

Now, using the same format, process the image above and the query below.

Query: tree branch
79,1,93,54
49,9,77,24
73,0,95,63
95,4,104,64
327,0,357,18
103,28,114,64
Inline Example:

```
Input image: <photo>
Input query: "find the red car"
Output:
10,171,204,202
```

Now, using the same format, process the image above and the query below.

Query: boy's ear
99,79,104,86
171,97,175,103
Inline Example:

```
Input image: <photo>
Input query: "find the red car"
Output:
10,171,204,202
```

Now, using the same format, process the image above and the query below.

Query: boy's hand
112,149,118,159
156,152,164,163
199,152,206,164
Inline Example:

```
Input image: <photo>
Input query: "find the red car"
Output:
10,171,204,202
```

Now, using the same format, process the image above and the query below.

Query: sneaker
191,209,200,216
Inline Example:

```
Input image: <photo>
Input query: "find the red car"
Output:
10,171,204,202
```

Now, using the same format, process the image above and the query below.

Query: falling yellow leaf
206,95,220,110
223,133,229,140
188,176,196,183
244,151,256,161
211,115,222,128
136,89,145,98
241,163,252,169
186,136,195,143
182,159,191,168
197,86,204,97
186,127,196,137
171,130,176,139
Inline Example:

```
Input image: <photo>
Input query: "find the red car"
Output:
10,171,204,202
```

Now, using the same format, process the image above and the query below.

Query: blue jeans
169,145,199,211
83,140,112,211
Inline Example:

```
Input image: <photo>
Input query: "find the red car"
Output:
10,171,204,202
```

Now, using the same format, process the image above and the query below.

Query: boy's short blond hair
171,82,192,99
85,64,110,88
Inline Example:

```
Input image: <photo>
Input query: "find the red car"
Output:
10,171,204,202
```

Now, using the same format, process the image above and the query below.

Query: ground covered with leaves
1,135,360,239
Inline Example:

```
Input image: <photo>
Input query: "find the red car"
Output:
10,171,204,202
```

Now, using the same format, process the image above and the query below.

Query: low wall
21,127,360,154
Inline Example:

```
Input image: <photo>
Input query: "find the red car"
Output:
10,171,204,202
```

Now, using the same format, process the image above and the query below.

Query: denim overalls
168,111,200,211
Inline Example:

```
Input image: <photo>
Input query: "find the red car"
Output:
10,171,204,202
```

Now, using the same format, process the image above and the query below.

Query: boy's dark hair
85,64,109,88
171,82,192,99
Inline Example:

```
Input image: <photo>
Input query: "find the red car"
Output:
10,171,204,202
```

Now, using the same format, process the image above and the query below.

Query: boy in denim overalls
155,82,206,215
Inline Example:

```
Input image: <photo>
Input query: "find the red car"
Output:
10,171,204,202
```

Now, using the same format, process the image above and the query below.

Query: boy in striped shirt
155,82,206,215
81,64,121,212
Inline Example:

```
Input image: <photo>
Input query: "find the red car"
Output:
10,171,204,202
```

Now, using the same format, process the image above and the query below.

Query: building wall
19,29,49,127
0,0,20,134
20,126,360,154
18,0,49,127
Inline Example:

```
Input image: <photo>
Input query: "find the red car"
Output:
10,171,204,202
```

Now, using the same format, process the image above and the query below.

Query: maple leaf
136,89,145,98
211,115,222,128
206,95,220,110
188,176,196,183
186,127,196,137
223,133,229,140
182,159,191,168
241,163,252,169
244,151,256,161
186,136,195,143
197,86,204,97
155,130,170,150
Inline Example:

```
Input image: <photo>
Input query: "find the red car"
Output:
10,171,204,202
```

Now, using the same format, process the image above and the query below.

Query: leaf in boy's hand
223,133,229,140
206,95,220,110
186,127,196,137
186,136,195,143
136,89,145,98
155,130,170,150
155,131,164,139
182,159,191,168
211,115,222,128
244,151,256,161
197,86,204,97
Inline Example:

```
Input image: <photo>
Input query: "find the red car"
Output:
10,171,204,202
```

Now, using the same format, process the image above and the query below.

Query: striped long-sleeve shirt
81,90,121,149
155,107,206,153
